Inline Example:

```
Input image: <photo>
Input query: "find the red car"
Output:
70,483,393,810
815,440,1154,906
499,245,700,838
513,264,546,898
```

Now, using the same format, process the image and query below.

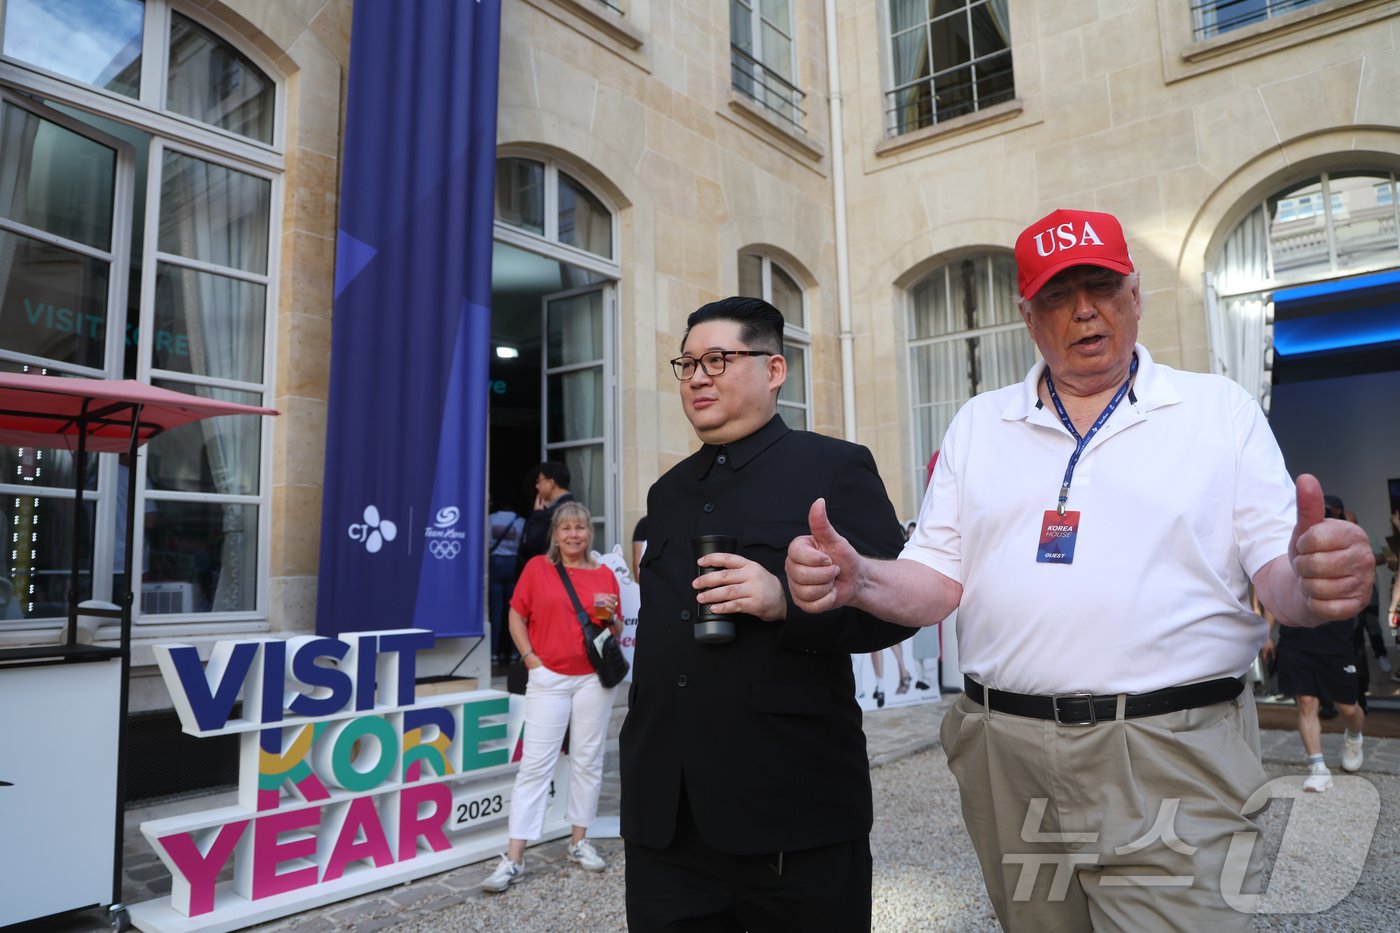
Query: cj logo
348,505,397,554
1031,220,1105,257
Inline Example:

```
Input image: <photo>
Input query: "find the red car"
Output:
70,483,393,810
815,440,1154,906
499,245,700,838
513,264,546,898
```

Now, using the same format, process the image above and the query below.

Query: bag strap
488,515,522,555
554,561,591,631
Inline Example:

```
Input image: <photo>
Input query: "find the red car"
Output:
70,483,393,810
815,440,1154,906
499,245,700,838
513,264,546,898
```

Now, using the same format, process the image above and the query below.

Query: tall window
1208,171,1400,406
887,0,1013,136
0,2,279,628
738,252,810,430
493,156,621,545
1194,0,1327,40
730,0,805,129
906,253,1033,495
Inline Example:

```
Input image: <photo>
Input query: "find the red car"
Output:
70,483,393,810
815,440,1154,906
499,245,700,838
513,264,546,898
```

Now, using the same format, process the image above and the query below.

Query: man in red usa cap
786,208,1375,930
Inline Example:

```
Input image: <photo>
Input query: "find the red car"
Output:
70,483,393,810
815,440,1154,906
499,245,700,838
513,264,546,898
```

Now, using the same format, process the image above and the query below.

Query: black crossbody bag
555,562,629,688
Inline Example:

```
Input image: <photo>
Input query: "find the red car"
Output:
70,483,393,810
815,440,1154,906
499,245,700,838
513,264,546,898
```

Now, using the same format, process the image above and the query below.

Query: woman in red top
482,500,621,892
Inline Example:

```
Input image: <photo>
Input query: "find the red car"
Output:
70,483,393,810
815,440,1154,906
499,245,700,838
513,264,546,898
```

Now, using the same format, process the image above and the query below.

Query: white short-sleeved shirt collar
999,344,1181,425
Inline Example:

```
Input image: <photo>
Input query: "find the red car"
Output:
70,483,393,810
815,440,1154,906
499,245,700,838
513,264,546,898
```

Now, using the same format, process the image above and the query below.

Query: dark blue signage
317,1,501,637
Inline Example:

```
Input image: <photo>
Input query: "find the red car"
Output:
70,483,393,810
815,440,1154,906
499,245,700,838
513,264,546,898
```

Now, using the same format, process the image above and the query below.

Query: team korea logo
348,505,397,554
425,505,466,560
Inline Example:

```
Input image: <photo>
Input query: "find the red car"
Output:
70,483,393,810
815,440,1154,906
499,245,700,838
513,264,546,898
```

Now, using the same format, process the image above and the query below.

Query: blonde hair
546,500,595,566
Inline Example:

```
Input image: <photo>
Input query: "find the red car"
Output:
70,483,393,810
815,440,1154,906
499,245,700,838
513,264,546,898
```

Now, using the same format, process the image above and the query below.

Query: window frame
903,252,1030,501
131,136,282,626
493,150,624,550
1206,169,1400,408
494,155,620,272
0,0,283,639
1159,0,1390,83
0,0,285,157
882,0,1015,138
1193,0,1328,41
729,0,805,131
1214,171,1400,296
738,251,811,431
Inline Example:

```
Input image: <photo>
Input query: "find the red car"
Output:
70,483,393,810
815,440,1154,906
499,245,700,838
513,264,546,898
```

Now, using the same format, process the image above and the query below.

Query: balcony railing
1191,0,1325,40
729,45,806,131
884,53,1014,138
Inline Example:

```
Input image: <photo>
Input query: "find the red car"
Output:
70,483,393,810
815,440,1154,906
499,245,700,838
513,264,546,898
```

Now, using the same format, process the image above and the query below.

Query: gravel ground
374,750,1400,932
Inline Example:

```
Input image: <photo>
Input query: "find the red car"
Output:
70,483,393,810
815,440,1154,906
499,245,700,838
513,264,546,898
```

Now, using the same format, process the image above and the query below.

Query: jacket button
680,610,691,620
703,503,715,512
677,675,688,687
716,454,728,465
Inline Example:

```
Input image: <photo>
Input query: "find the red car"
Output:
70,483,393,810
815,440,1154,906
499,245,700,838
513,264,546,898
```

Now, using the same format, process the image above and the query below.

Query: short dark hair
682,296,784,355
538,460,571,489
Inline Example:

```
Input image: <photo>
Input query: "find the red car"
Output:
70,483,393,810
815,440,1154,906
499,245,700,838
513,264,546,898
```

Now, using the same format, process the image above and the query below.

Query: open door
541,283,617,546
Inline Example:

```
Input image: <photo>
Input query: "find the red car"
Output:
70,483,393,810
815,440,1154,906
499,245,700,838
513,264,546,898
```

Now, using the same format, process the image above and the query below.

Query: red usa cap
1015,209,1134,300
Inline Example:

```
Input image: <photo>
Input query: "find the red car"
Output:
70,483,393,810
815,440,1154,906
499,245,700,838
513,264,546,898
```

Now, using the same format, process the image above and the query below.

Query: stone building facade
2,0,1398,744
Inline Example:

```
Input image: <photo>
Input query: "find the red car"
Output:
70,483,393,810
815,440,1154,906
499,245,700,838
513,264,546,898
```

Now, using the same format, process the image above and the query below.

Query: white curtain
551,289,603,523
1208,204,1272,406
162,153,268,611
986,0,1011,40
907,256,1034,491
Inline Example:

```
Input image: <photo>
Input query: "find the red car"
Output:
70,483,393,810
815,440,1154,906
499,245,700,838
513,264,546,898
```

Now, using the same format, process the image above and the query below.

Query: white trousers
508,664,615,841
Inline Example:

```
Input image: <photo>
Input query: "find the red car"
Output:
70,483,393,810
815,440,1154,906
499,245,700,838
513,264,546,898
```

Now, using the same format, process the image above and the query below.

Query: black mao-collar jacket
620,415,910,853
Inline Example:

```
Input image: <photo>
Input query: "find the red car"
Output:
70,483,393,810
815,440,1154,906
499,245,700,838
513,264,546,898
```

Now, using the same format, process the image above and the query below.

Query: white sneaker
1303,761,1333,793
567,839,607,872
1341,732,1364,772
1380,656,1393,674
481,855,524,892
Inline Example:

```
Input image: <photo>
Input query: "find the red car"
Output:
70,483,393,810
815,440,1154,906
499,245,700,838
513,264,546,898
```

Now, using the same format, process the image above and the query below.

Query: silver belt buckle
1052,692,1097,726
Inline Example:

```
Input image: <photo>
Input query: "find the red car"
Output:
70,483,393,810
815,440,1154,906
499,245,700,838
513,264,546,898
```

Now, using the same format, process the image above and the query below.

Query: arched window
495,156,615,260
1209,170,1400,408
738,251,809,429
491,155,622,547
2,1,277,145
906,252,1033,495
0,2,281,629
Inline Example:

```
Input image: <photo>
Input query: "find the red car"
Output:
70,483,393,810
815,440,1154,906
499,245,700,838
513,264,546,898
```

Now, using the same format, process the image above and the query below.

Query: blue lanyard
1045,353,1138,516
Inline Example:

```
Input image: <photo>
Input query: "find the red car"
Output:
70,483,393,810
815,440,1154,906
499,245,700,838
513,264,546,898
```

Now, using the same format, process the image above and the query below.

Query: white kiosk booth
0,375,276,928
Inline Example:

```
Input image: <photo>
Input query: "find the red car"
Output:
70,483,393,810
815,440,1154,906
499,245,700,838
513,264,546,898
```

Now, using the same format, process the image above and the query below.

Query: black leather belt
963,675,1244,726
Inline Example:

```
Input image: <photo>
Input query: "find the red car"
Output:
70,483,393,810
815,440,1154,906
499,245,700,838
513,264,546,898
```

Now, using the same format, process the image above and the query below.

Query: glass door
0,90,134,627
541,283,616,547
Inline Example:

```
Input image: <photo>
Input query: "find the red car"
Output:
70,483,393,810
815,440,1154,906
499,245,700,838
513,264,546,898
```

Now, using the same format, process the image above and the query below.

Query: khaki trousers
941,689,1267,932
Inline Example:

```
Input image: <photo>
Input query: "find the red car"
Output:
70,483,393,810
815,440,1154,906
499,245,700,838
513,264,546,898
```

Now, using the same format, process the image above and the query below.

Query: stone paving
35,688,1400,932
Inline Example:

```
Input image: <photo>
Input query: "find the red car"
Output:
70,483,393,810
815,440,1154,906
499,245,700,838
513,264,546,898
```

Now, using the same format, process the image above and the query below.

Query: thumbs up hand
785,498,865,613
1289,474,1374,622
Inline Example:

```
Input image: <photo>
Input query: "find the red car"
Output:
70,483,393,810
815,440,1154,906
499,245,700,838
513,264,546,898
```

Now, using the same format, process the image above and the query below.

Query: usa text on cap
1015,209,1135,300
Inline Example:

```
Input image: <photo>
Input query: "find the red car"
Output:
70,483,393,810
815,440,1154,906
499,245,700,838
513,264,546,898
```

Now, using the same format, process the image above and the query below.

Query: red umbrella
0,373,279,452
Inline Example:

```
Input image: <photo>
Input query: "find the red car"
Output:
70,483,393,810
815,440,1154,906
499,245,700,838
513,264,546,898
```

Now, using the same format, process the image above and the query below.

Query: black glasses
670,349,773,381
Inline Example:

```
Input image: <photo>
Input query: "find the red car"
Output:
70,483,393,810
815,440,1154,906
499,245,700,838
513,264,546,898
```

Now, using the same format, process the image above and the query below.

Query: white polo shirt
901,344,1294,695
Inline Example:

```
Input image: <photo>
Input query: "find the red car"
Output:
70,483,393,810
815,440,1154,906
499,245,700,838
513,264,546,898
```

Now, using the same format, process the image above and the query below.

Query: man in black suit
620,296,909,931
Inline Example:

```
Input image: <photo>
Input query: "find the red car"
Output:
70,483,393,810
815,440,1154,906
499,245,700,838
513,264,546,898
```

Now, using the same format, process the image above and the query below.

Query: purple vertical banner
317,0,501,637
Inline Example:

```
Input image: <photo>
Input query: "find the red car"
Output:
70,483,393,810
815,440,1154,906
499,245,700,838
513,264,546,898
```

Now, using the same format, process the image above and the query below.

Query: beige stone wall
200,0,1400,643
834,0,1400,515
501,0,844,539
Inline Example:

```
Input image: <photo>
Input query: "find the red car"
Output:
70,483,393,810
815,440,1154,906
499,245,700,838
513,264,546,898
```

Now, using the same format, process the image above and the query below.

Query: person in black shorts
1276,606,1365,792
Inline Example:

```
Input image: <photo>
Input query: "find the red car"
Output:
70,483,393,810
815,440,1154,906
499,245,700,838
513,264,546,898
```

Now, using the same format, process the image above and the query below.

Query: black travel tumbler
691,534,737,643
